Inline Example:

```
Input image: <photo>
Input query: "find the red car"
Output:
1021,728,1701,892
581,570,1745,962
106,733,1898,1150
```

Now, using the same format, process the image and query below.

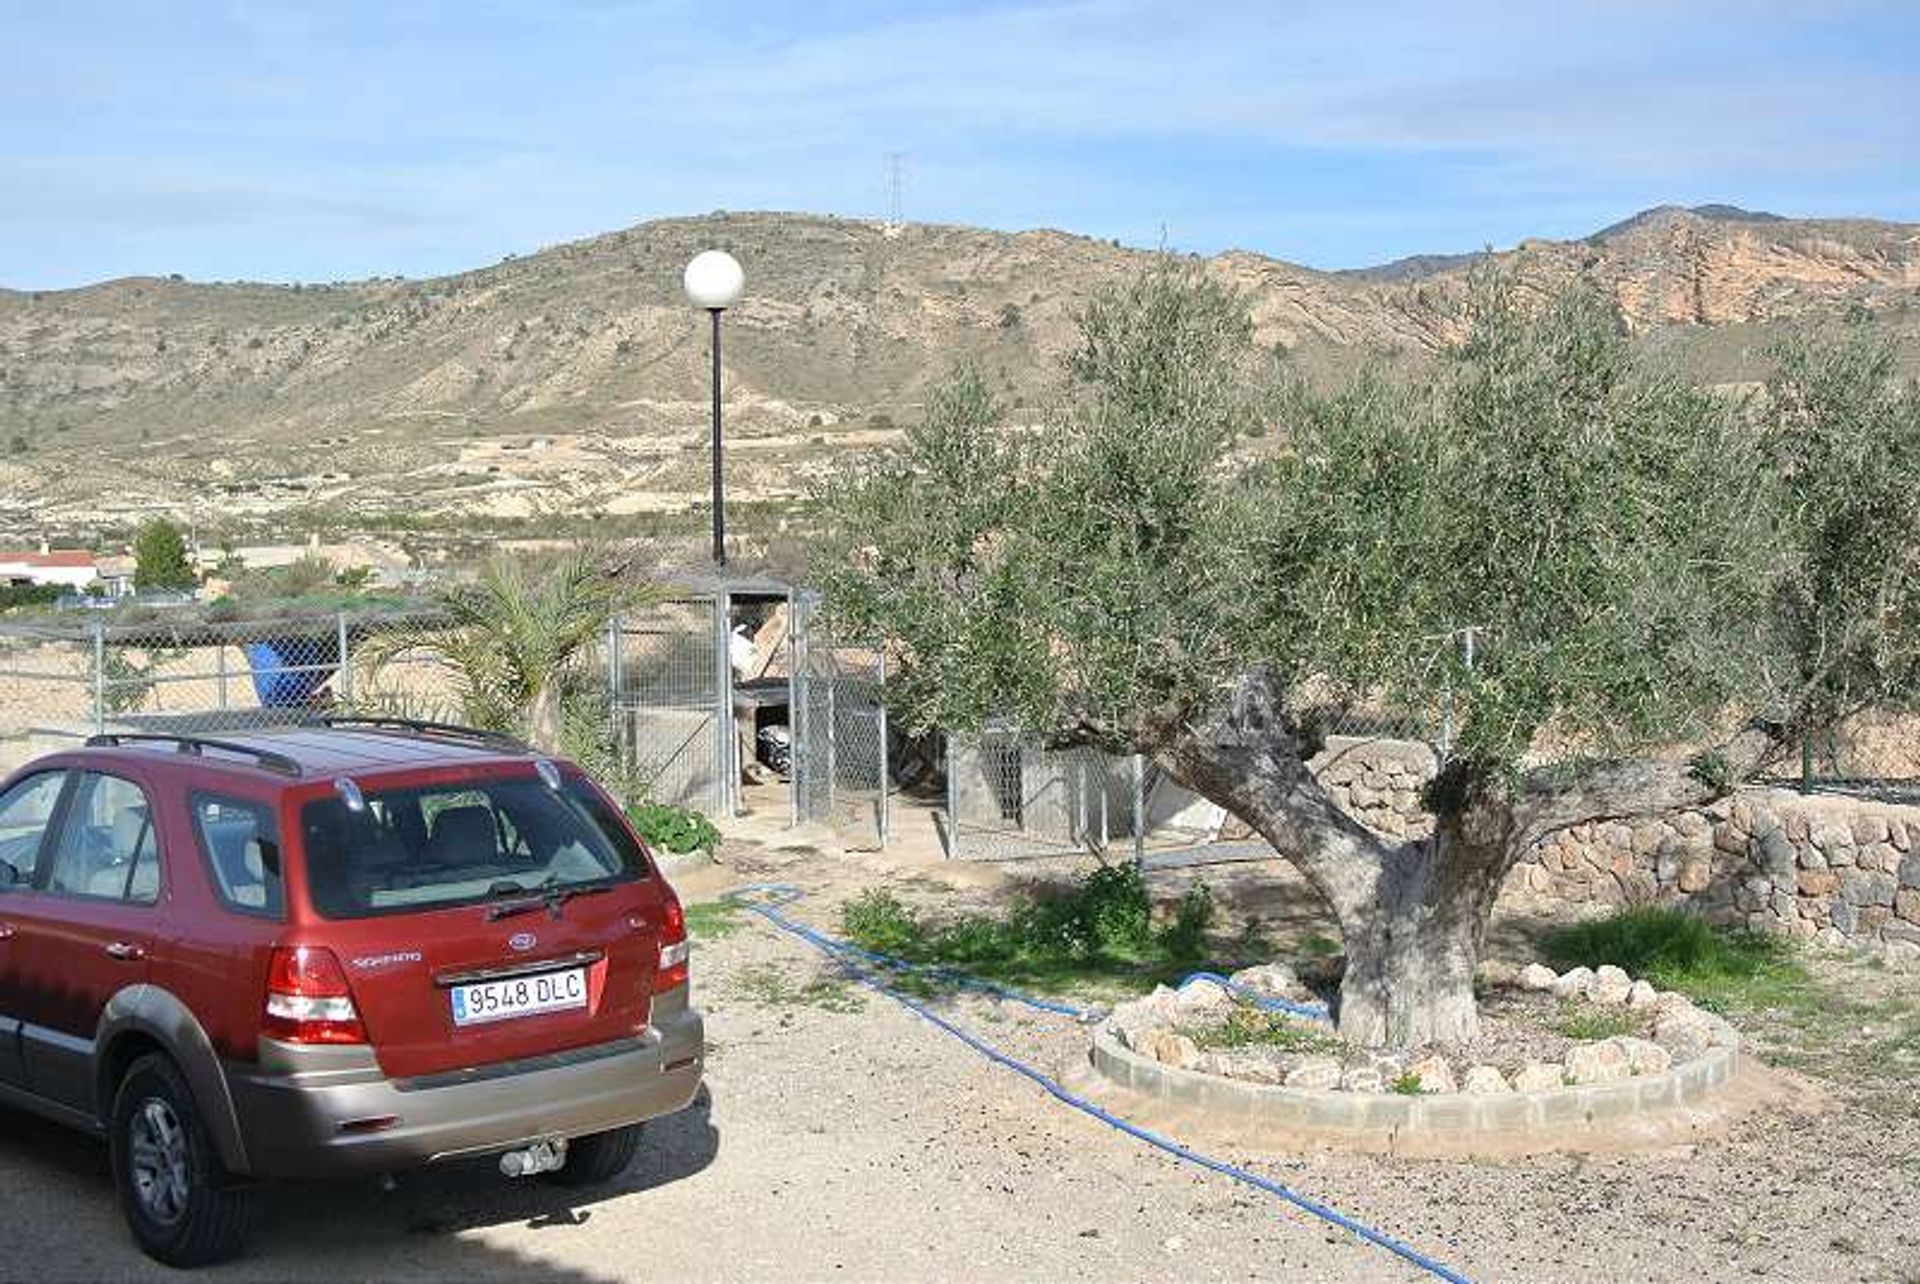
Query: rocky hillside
1,205,1915,548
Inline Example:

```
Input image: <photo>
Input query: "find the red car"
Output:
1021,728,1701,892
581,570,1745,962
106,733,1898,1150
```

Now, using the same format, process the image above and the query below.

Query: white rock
1340,1065,1386,1093
1284,1056,1342,1090
1223,1053,1289,1085
1591,965,1633,1005
1461,1065,1511,1094
1136,1029,1202,1068
1228,962,1307,1001
1564,1039,1632,1085
1643,1013,1720,1059
1174,977,1234,1014
1624,979,1659,1010
1518,963,1559,991
1405,1054,1457,1094
1551,966,1597,1000
1611,1036,1672,1075
1511,1062,1565,1093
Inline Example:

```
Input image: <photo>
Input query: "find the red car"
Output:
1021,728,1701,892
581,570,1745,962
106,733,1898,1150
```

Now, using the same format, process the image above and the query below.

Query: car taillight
658,897,689,990
264,946,367,1044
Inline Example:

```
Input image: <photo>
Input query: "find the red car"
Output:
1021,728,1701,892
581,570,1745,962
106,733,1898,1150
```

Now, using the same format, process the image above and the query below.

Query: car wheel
550,1122,644,1186
109,1053,256,1267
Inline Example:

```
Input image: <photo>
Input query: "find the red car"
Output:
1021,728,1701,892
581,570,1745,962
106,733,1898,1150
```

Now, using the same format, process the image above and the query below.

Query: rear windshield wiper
485,879,613,921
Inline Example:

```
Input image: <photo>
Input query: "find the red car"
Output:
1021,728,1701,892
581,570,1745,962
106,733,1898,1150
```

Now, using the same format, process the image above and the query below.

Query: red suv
0,719,703,1266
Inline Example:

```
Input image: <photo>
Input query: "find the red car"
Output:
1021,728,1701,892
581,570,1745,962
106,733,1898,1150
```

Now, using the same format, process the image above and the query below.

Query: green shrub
839,865,1217,990
0,583,61,612
1182,1006,1342,1055
840,890,922,957
1554,1002,1639,1041
1542,906,1809,1012
625,801,720,856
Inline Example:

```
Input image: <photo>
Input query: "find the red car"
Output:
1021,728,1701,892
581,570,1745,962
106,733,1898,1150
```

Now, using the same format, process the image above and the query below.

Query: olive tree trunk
1154,669,1784,1048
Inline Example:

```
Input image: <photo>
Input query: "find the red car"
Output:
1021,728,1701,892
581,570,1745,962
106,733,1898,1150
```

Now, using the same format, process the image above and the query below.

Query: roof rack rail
311,716,528,751
85,732,304,777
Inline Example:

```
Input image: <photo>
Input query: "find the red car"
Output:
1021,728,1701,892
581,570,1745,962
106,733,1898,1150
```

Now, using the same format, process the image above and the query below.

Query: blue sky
4,0,1916,288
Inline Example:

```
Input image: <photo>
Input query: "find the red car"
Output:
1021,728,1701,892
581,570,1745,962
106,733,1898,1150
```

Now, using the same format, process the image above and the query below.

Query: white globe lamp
683,250,744,311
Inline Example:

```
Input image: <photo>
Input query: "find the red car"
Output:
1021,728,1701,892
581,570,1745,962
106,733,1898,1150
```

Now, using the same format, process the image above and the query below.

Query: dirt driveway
3,838,1917,1284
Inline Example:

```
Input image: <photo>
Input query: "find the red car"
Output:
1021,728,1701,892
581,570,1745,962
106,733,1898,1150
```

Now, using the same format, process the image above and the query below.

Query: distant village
0,534,416,603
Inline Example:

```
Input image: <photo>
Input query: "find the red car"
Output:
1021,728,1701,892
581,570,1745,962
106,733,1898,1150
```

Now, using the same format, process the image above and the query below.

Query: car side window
190,794,284,918
0,771,67,889
43,772,161,904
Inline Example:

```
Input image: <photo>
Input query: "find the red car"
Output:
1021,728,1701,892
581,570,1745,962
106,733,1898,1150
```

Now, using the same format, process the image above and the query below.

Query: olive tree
814,266,1910,1047
1759,330,1920,763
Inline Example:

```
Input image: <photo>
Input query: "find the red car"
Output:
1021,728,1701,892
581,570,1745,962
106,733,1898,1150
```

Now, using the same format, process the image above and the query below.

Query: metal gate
946,728,1138,860
791,593,888,848
609,598,729,816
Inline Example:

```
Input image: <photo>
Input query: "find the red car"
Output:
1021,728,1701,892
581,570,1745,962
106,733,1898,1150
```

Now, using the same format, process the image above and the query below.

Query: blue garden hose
721,882,1471,1284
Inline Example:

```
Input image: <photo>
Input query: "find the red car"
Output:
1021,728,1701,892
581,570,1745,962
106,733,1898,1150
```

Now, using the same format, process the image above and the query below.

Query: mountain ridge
1,205,1915,548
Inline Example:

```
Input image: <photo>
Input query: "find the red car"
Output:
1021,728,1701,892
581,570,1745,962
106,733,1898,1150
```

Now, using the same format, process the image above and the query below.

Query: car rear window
299,775,646,920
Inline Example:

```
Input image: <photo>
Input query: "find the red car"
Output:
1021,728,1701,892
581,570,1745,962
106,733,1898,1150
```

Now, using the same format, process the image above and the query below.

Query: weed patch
1554,1002,1639,1041
684,900,743,941
1179,1006,1344,1056
731,962,865,1013
839,865,1219,995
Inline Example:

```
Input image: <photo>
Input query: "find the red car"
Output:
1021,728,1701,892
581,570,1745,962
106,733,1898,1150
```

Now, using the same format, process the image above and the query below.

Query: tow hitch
498,1138,568,1178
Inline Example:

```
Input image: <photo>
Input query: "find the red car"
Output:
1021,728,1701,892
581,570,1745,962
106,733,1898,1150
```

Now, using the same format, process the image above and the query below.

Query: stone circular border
1089,1017,1739,1140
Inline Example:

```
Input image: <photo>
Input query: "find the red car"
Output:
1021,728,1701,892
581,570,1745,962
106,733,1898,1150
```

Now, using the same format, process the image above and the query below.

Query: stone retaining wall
1308,736,1437,840
1304,737,1920,961
1517,790,1920,961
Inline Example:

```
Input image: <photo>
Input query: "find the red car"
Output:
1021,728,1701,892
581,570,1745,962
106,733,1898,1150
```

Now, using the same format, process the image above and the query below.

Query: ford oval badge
508,931,538,953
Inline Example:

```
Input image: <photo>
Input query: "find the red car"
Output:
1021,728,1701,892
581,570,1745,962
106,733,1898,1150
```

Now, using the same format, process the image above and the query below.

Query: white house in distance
0,546,99,591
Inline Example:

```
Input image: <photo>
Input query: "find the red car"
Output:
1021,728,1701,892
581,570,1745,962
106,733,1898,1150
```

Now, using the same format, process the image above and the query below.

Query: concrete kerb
1088,1015,1740,1150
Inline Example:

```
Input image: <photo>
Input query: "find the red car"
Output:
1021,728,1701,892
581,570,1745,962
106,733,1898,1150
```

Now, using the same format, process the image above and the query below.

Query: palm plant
362,546,648,755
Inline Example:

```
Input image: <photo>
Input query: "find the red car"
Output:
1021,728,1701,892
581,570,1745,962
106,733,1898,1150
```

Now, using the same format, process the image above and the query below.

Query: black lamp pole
708,306,726,566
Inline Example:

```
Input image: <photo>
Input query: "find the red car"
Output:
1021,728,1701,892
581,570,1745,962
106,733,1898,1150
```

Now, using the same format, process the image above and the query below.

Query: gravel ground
2,838,1917,1284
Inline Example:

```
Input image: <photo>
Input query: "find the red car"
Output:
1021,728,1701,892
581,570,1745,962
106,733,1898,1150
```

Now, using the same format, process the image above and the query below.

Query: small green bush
1182,1006,1342,1055
1390,1071,1423,1095
839,865,1216,989
625,801,720,856
1554,1002,1639,1041
1542,906,1810,1012
840,890,921,956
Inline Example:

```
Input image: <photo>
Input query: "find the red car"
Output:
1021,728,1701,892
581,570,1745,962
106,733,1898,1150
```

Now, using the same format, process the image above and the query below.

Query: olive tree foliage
1759,330,1920,739
812,264,1900,1047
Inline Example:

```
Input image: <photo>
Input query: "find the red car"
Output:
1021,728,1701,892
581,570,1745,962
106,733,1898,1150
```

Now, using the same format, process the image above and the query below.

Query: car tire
551,1122,644,1186
109,1053,256,1267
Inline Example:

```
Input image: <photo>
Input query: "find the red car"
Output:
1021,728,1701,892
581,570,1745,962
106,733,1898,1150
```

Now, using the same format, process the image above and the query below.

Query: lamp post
683,249,744,565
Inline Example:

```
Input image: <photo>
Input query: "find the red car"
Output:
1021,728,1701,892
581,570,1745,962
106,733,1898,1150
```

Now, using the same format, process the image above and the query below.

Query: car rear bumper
224,989,704,1179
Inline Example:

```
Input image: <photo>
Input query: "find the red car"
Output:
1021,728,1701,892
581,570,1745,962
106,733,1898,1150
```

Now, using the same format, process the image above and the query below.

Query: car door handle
0,922,14,941
104,941,146,961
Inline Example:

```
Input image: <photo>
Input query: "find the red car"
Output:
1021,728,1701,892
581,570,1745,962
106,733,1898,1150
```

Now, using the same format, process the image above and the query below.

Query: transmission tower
884,152,905,235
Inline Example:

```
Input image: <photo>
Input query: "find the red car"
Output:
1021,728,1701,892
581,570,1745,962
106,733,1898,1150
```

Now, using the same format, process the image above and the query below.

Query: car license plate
450,967,588,1027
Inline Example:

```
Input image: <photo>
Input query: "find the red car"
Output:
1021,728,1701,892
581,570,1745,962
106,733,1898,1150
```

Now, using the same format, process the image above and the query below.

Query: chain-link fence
946,692,1451,865
0,609,453,775
791,592,889,850
608,597,731,818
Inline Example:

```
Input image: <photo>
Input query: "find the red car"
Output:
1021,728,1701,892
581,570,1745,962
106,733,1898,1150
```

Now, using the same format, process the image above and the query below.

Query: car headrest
427,805,496,861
